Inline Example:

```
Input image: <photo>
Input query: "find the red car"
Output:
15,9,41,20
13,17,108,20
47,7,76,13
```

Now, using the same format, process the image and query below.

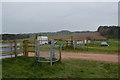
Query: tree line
97,26,120,39
1,34,30,40
1,26,119,40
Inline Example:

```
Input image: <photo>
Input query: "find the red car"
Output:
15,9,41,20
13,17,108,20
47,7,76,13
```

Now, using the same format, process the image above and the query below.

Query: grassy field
27,39,119,54
48,32,107,40
59,39,119,54
2,56,118,78
2,39,116,54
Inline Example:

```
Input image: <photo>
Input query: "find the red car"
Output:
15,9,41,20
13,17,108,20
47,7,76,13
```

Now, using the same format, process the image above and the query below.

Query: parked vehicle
37,36,48,45
48,40,57,44
100,42,109,46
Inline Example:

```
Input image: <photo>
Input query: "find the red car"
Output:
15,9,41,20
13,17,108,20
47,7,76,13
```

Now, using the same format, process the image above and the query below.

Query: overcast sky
1,2,118,34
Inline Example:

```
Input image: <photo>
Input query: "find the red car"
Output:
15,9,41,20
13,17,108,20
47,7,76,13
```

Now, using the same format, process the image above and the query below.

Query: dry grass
48,32,107,40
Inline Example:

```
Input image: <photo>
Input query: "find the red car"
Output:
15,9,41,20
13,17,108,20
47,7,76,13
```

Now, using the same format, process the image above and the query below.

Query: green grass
62,39,119,54
63,46,118,54
87,39,118,54
10,39,118,54
57,41,66,46
2,56,118,78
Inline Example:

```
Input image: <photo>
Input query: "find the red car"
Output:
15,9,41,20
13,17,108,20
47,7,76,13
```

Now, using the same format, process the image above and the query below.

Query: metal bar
39,56,50,58
35,40,37,56
35,40,40,59
50,40,55,66
34,38,61,65
74,40,77,49
38,40,40,59
37,59,59,63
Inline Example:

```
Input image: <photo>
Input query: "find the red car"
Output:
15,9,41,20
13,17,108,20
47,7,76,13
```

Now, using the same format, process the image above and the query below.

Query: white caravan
37,36,48,45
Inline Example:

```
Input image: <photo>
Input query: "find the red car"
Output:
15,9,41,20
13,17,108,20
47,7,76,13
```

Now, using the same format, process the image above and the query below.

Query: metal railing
35,40,61,66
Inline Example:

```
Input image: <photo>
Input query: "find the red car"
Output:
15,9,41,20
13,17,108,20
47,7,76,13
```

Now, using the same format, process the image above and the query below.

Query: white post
35,40,40,61
50,40,54,66
74,40,77,49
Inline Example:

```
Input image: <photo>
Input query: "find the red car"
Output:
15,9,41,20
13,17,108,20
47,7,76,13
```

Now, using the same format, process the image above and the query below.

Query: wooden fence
0,38,36,58
1,38,61,61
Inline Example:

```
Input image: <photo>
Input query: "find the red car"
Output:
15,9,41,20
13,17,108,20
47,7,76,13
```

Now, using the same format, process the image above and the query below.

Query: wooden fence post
23,40,29,57
71,40,73,48
66,40,68,48
58,46,61,62
14,40,17,57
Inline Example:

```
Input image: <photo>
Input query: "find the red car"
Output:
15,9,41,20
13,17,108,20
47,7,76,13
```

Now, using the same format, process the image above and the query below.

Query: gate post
50,40,54,66
14,40,17,57
58,46,61,62
66,40,68,48
23,40,29,57
74,40,77,49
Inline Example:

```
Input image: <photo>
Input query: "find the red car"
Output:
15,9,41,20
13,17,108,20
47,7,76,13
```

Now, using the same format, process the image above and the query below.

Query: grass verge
2,56,118,78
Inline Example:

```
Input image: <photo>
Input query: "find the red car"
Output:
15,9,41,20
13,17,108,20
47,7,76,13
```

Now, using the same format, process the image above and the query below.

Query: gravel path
28,51,118,63
61,52,118,63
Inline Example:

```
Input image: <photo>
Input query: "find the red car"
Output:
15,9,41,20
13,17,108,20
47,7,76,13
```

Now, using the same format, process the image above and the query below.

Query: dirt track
28,52,118,63
61,52,118,63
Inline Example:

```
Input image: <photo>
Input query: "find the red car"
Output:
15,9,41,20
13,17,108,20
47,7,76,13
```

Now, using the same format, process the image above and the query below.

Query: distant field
2,56,118,78
87,39,118,53
27,39,118,54
45,32,118,54
61,39,118,54
48,32,107,40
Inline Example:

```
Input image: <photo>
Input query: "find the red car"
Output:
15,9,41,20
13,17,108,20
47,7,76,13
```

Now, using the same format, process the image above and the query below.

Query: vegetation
1,30,94,40
1,26,119,40
2,56,118,78
22,39,119,54
1,34,30,40
62,39,119,54
97,26,120,39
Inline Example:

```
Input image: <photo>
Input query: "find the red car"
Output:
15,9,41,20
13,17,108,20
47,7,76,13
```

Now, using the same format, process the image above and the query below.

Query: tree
97,26,120,39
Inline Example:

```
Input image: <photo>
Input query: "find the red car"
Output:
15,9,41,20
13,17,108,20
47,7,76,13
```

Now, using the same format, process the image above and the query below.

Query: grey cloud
2,2,118,33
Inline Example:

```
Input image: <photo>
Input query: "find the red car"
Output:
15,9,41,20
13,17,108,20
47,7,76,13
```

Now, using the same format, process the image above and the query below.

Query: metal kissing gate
35,40,61,66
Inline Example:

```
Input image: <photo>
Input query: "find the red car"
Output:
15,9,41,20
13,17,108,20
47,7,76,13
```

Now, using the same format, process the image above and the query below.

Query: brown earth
28,51,118,63
48,32,107,40
61,52,118,63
